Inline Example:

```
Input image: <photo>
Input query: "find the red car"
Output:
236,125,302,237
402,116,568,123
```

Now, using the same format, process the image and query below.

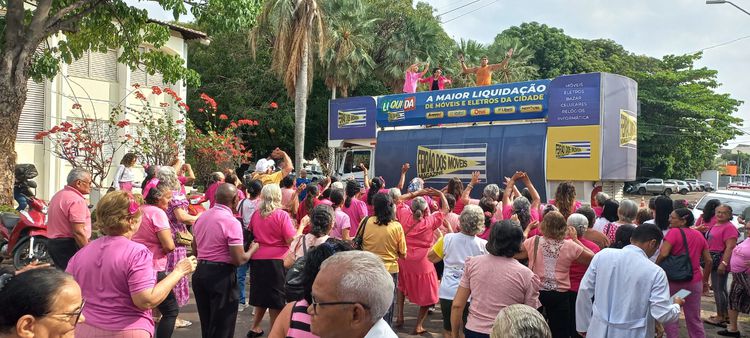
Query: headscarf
408,177,424,193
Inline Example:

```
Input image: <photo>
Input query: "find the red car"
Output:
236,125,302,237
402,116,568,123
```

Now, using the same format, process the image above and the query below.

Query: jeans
237,262,250,304
383,272,398,326
13,190,27,211
664,280,704,338
711,257,730,316
463,328,490,338
156,272,179,338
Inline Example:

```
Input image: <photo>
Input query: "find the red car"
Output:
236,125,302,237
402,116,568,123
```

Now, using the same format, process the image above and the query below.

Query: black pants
567,291,583,338
539,290,571,338
48,238,79,270
192,261,239,338
156,271,179,338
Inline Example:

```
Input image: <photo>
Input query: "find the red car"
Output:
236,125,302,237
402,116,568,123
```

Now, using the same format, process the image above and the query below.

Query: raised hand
401,163,410,173
470,171,480,185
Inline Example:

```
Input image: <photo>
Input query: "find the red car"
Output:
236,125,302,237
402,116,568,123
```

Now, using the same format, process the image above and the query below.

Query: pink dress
396,207,442,306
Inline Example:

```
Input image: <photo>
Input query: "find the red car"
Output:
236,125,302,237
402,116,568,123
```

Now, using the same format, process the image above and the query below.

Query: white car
666,179,690,195
692,190,750,242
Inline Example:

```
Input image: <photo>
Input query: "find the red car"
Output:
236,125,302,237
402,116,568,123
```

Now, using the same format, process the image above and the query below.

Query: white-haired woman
428,205,488,338
566,213,600,338
247,184,305,337
395,189,449,335
490,304,551,338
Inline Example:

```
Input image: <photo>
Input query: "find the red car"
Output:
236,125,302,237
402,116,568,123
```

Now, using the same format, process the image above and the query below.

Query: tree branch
45,0,98,31
28,0,53,42
45,0,108,35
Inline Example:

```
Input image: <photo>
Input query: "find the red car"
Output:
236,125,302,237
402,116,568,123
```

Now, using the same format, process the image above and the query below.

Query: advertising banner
600,73,638,180
375,80,551,127
547,73,602,126
328,96,377,140
375,123,548,200
546,125,601,181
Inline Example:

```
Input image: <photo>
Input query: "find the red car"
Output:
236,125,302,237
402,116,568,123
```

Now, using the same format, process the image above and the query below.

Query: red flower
253,120,260,126
230,121,238,128
219,114,228,120
72,103,81,109
176,119,185,124
61,121,73,129
116,119,130,128
269,102,278,109
132,83,141,89
151,86,162,95
159,102,170,107
198,108,205,113
135,91,146,101
34,131,49,140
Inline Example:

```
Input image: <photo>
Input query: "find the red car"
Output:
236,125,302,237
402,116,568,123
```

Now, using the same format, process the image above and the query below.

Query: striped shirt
287,299,318,338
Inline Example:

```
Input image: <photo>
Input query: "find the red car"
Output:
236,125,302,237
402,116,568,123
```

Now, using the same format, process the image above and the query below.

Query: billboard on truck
375,123,548,200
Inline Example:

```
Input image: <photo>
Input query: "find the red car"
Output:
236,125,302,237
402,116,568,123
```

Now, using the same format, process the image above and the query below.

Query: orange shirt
476,66,493,86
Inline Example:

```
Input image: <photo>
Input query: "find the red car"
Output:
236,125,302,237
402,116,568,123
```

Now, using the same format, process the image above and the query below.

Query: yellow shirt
253,170,284,186
475,66,493,86
431,236,445,259
361,218,407,273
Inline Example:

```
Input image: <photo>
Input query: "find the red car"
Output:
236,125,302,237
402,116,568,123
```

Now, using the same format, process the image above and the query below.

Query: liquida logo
416,143,487,182
381,96,416,122
555,141,591,159
337,109,367,129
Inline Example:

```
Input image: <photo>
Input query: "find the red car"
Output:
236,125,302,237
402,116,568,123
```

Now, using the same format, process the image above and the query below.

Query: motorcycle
1,164,51,268
187,192,207,217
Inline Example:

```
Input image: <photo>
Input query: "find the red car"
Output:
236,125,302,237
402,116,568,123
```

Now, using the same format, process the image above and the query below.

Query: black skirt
249,259,286,309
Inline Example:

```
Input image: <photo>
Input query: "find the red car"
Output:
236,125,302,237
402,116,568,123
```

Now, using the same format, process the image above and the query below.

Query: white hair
67,167,91,185
331,181,344,190
618,199,639,223
595,192,610,206
320,251,394,324
491,304,551,338
567,213,589,237
459,205,485,236
157,166,180,190
388,188,401,202
483,184,500,200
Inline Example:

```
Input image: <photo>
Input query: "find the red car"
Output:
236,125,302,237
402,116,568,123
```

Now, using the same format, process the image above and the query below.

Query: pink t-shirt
402,71,421,93
193,204,244,264
131,205,171,271
706,222,739,252
47,186,91,239
331,208,351,239
361,188,389,216
281,188,296,210
66,236,155,333
569,238,600,292
250,209,296,260
319,199,333,206
593,206,603,218
695,215,717,232
460,255,541,334
664,227,709,283
523,236,584,292
342,198,368,237
445,212,461,232
731,239,750,273
178,175,188,195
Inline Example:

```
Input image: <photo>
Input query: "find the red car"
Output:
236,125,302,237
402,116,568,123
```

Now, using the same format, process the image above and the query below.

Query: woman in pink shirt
656,208,712,338
450,220,541,338
342,179,368,238
704,204,739,327
280,176,298,215
722,232,750,337
502,172,542,236
418,67,452,91
516,211,595,338
297,185,321,229
248,184,305,338
402,62,429,93
693,198,720,234
566,213,601,337
66,191,196,338
394,190,449,335
328,189,351,241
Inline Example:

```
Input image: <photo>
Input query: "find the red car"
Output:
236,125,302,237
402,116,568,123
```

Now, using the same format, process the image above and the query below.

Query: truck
328,72,639,201
634,179,679,195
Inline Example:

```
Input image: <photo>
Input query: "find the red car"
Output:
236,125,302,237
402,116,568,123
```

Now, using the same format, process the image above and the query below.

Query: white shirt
364,319,398,338
576,245,680,338
239,198,260,228
113,165,135,189
592,217,610,233
438,233,487,300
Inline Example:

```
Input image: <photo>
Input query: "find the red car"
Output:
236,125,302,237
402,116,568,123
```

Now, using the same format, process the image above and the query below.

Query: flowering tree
35,107,130,188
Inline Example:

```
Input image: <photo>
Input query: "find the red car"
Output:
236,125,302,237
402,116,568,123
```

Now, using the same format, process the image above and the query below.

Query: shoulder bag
352,216,373,250
285,237,309,302
659,228,693,281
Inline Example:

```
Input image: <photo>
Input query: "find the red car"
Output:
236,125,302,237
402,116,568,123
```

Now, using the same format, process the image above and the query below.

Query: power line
437,0,485,17
689,34,750,54
443,0,500,23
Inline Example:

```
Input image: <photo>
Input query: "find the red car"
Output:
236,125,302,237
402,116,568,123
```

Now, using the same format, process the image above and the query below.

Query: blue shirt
296,177,312,201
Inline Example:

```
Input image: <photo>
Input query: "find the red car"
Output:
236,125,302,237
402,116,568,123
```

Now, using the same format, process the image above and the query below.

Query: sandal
717,329,741,337
246,330,264,338
704,317,728,328
175,318,192,328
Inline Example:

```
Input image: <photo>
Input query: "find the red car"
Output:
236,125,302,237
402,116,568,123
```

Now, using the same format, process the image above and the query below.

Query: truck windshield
343,150,371,174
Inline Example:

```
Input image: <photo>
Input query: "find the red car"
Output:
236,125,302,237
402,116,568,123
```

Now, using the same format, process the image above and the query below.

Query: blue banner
329,96,377,140
547,73,602,126
375,80,551,127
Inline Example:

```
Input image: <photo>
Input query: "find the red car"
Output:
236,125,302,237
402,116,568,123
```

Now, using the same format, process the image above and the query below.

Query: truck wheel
638,187,646,195
664,189,672,196
680,189,688,195
13,236,51,270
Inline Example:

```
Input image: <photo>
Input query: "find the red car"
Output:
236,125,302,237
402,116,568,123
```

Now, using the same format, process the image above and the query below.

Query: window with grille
17,79,45,143
129,48,167,87
68,50,118,82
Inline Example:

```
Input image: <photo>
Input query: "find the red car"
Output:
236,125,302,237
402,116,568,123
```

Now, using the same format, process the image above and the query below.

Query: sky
138,0,750,147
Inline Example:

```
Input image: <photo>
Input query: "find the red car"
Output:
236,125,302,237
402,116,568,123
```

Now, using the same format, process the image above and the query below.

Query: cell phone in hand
672,289,691,301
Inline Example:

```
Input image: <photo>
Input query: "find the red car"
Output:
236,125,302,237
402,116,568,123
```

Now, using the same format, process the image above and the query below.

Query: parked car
666,179,690,195
692,190,750,242
683,179,700,192
700,181,714,192
633,178,679,196
728,182,750,190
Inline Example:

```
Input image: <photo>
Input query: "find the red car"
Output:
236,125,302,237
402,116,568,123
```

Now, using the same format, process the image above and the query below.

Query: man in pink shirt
192,183,259,338
47,168,92,270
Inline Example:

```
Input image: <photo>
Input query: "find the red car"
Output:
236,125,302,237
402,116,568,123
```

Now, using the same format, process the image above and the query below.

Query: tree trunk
0,74,28,206
293,39,310,171
331,85,337,100
341,85,349,98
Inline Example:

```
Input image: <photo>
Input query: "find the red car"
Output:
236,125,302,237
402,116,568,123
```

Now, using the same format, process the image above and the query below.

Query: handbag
352,216,372,250
285,238,308,302
175,230,193,246
529,235,540,270
659,228,693,281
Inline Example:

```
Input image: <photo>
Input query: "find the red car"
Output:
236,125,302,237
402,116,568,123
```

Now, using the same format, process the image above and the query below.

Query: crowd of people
4,149,750,338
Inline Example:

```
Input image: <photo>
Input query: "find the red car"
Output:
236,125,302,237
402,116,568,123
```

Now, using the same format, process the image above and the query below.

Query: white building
15,20,208,201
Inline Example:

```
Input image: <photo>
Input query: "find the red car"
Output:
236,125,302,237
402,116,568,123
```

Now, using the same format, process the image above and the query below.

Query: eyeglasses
716,210,732,215
48,299,85,326
309,296,369,315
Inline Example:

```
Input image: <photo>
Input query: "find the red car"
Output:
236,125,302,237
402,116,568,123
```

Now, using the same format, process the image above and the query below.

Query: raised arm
503,172,524,208
360,163,370,190
430,188,450,214
274,148,294,178
459,55,475,74
488,48,513,71
182,163,196,186
420,63,430,77
520,172,541,210
397,163,409,191
461,171,480,204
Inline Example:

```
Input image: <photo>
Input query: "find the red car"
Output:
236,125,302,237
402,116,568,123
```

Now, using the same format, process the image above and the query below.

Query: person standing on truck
403,62,430,93
459,49,513,87
419,67,452,91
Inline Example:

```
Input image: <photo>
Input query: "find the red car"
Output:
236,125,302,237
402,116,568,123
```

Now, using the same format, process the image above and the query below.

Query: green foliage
497,22,586,78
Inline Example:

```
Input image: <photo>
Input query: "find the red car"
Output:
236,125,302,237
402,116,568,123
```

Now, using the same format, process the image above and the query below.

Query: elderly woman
603,199,637,244
285,205,333,266
719,228,750,337
490,304,551,338
451,220,541,338
247,184,305,337
593,199,619,234
395,190,449,335
360,193,407,325
516,211,594,338
131,182,180,337
592,192,609,218
0,268,84,337
160,166,199,328
566,213,601,338
704,204,739,328
66,191,196,337
575,206,610,250
428,205,488,338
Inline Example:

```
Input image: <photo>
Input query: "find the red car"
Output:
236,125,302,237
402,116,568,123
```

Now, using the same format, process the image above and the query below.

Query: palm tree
486,37,538,83
251,0,325,170
454,38,487,87
320,0,377,98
